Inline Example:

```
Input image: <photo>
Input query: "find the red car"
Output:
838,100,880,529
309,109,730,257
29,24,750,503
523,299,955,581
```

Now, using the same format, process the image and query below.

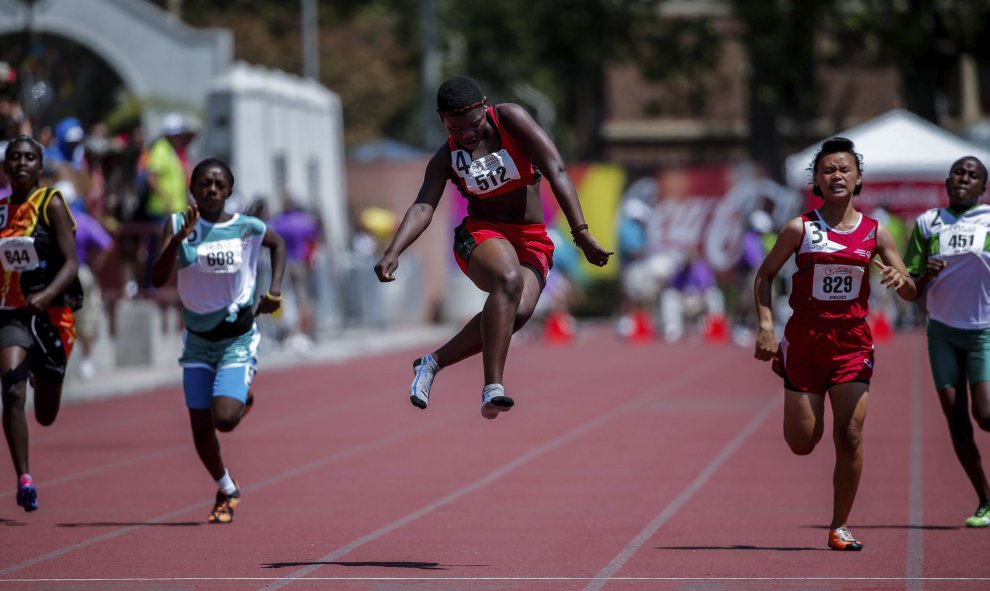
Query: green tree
733,0,823,182
439,0,662,159
826,0,990,122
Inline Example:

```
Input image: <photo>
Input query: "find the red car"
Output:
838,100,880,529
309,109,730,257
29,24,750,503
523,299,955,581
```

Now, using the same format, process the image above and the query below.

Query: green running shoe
965,502,990,527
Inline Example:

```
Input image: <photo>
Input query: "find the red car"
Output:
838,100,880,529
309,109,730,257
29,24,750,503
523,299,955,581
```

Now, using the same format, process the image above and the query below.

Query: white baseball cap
161,112,190,136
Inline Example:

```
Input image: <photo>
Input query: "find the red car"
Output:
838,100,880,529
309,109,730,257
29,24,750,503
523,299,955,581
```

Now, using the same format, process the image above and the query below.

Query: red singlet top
788,210,879,324
447,106,541,201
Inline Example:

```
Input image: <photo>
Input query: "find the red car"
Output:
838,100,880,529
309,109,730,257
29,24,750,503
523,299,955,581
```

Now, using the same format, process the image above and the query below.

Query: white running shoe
410,354,439,409
480,384,514,420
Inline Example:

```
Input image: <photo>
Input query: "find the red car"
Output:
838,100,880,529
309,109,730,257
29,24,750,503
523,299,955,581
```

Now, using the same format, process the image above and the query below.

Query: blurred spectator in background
44,117,86,171
659,254,725,343
80,122,109,219
0,64,31,139
131,113,195,294
140,113,194,222
869,203,912,329
534,227,586,342
732,209,775,345
0,140,9,199
271,192,322,351
54,176,113,380
616,195,661,339
245,197,280,344
357,206,397,256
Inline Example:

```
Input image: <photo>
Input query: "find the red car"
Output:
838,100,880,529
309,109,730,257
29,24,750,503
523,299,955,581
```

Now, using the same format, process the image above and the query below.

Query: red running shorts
453,218,555,287
772,319,874,395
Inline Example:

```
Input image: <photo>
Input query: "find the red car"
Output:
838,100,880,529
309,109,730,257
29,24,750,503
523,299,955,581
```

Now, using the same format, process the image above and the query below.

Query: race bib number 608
196,239,243,274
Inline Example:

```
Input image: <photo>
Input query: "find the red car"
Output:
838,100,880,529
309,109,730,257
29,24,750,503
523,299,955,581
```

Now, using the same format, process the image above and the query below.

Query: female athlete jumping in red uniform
374,75,611,419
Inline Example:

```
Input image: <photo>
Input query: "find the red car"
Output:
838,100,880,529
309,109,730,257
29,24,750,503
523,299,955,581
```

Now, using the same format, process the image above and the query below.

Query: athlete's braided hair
809,136,864,196
190,157,235,191
437,76,486,116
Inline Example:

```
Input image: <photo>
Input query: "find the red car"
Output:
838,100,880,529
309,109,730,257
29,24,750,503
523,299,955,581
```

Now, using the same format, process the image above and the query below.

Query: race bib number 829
812,264,864,301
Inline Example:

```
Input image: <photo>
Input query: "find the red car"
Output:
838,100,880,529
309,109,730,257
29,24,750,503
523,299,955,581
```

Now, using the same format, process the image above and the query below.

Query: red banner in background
446,162,802,275
803,181,947,225
641,165,798,273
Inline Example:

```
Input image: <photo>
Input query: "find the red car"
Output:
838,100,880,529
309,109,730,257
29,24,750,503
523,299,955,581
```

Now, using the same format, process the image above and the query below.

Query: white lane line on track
906,338,925,591
3,576,988,583
0,380,390,499
582,395,779,591
0,416,453,577
259,355,740,591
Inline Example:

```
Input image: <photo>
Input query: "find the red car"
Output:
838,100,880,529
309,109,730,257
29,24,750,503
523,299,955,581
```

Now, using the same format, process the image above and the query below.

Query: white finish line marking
1,577,988,583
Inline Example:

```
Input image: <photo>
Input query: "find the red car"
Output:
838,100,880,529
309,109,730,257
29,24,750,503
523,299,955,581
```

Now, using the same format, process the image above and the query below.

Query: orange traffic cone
545,311,575,344
629,310,654,343
703,313,729,343
871,311,892,342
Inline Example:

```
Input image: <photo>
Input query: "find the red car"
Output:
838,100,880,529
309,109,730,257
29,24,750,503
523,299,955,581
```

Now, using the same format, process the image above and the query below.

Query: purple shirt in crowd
74,210,113,267
670,258,716,294
271,209,320,263
740,230,766,271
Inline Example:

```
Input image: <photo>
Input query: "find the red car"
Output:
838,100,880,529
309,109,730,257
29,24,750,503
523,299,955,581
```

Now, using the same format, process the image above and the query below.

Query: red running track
0,325,987,590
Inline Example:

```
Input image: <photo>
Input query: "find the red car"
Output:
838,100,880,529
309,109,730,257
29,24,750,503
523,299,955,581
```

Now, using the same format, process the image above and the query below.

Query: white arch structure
0,0,232,131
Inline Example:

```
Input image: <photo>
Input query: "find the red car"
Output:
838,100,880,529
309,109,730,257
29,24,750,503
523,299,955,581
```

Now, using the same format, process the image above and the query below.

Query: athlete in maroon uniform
375,76,611,419
753,137,915,551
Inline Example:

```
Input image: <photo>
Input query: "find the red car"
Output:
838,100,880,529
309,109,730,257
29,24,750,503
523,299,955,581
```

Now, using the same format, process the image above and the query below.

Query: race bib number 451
196,239,243,273
812,264,864,301
452,149,522,195
939,224,987,257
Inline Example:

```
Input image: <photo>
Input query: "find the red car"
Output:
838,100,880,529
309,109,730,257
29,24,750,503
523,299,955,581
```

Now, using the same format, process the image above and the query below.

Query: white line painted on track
2,576,988,583
582,395,780,591
0,416,453,577
906,338,925,591
259,356,740,591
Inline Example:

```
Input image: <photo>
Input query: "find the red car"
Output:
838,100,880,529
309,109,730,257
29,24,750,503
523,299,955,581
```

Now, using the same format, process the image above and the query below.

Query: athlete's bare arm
497,103,612,266
753,217,803,361
374,149,449,282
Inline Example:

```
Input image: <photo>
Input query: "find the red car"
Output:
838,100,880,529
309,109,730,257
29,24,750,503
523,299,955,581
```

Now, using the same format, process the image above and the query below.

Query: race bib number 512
452,149,522,195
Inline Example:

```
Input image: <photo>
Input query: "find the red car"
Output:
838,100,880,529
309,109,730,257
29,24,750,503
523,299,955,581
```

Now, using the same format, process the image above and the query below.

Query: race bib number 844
0,236,40,272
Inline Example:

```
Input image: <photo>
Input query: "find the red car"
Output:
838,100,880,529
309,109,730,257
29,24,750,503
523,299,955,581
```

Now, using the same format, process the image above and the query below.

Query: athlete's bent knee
213,414,240,433
833,425,863,456
493,268,524,300
784,428,820,455
1,384,27,409
785,438,817,456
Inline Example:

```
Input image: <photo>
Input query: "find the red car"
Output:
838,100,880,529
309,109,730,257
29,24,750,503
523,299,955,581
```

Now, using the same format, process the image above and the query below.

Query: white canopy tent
787,109,990,186
785,110,990,218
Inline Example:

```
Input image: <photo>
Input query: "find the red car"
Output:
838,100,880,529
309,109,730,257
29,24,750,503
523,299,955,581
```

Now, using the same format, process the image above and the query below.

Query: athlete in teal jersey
152,158,286,524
